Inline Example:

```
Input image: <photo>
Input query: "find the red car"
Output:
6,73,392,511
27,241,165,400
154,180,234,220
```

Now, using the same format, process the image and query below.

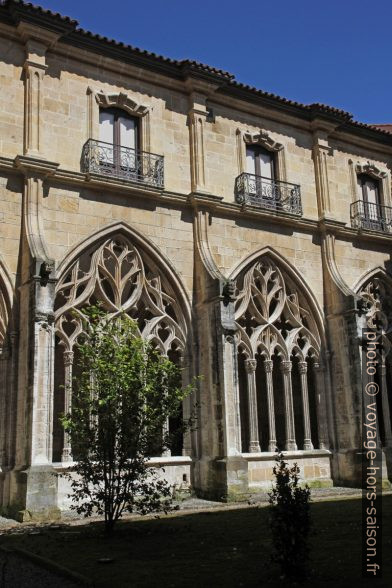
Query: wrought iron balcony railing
235,173,302,216
81,139,164,189
351,200,392,234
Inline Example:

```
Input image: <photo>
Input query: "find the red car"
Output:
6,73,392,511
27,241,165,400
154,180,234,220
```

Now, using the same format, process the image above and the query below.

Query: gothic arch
354,267,392,448
229,246,325,352
229,248,327,453
52,222,192,461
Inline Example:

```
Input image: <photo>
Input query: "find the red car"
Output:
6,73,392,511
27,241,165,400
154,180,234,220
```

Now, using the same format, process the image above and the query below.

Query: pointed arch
229,247,327,453
0,256,14,349
55,221,192,340
229,246,325,352
352,265,392,295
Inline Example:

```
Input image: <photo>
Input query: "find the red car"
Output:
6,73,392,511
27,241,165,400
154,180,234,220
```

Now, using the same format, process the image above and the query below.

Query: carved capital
244,358,257,373
264,359,273,374
298,361,308,374
280,360,292,374
63,351,74,367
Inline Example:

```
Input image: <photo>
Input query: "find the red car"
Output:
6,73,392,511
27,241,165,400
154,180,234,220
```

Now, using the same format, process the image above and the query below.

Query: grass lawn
1,496,391,587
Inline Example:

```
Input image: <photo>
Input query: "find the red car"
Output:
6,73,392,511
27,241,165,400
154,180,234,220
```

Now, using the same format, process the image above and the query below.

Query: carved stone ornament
355,161,388,180
234,257,320,361
359,277,392,334
55,236,187,355
243,130,283,152
95,90,150,117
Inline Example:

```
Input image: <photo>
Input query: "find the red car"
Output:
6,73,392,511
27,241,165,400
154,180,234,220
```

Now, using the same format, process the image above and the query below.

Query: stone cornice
1,154,392,246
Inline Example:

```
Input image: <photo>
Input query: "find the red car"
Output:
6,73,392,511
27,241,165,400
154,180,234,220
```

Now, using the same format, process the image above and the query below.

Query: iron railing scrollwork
350,200,392,234
235,172,302,216
82,139,164,189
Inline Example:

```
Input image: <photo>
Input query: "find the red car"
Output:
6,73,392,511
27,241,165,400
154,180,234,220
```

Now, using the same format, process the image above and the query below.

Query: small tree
61,306,195,535
268,452,311,580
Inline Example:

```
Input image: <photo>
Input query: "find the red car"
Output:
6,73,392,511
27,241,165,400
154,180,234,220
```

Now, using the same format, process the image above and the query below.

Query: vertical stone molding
312,139,332,219
298,361,313,450
186,78,219,194
244,359,261,453
61,351,74,462
280,360,297,451
264,359,277,453
313,362,329,450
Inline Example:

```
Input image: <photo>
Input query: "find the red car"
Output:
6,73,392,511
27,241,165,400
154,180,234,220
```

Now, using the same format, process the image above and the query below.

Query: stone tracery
358,274,392,447
53,235,188,461
234,257,325,453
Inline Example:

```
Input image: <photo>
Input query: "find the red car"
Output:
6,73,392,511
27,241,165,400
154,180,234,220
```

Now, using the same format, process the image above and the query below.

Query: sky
35,0,392,124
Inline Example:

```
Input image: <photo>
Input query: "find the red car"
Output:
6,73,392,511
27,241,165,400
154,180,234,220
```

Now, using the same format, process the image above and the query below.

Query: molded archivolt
54,223,191,355
230,249,326,453
52,223,192,461
355,268,392,448
230,249,323,360
0,259,15,476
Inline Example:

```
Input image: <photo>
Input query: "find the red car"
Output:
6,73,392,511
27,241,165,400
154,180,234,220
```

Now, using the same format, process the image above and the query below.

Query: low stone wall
245,451,332,489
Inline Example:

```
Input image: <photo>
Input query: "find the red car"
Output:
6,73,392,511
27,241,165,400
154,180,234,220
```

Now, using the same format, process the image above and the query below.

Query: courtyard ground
0,491,391,587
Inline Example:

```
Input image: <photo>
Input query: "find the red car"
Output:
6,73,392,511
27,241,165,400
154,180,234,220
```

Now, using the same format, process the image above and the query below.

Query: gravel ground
0,486,371,534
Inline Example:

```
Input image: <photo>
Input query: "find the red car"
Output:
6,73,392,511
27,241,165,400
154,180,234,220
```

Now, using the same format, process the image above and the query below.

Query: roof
1,0,392,147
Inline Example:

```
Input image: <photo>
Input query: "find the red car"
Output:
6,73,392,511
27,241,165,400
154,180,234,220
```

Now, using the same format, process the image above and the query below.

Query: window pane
258,151,273,179
99,111,114,144
119,116,136,150
99,111,114,164
246,148,256,174
364,180,378,207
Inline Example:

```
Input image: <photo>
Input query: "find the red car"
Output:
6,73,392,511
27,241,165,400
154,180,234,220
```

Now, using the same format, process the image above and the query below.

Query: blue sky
38,0,391,124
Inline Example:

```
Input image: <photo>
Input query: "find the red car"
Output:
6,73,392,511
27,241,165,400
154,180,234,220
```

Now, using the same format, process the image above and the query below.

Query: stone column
298,361,313,450
264,360,277,452
379,363,392,448
280,360,297,451
313,362,329,449
61,351,74,462
244,359,261,452
23,62,46,156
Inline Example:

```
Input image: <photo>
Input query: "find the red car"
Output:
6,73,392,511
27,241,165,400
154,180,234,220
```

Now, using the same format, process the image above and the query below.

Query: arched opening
53,232,190,462
233,253,324,453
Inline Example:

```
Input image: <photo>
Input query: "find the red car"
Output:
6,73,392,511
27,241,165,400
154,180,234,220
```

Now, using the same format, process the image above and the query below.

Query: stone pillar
379,363,392,448
264,360,277,452
61,351,74,462
298,361,313,450
280,360,297,451
180,355,193,457
23,62,46,156
244,359,261,452
313,361,329,450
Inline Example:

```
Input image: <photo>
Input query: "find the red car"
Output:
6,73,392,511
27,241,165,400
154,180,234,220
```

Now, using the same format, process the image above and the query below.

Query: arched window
53,234,189,462
233,256,326,453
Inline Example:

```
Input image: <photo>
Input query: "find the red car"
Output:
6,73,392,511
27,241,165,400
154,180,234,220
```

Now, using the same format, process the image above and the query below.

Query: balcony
235,173,302,216
81,139,164,189
350,200,392,234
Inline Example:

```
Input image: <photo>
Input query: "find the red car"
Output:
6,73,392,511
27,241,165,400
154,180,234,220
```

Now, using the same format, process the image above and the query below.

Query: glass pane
99,111,114,144
99,111,114,164
119,116,136,150
246,148,256,174
258,151,273,179
364,180,378,206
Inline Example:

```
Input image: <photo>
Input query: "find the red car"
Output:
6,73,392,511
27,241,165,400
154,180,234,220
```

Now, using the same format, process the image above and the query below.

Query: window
99,108,139,176
246,145,274,180
357,174,382,229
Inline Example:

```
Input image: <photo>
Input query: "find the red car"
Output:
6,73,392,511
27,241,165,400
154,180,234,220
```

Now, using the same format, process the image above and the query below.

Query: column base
248,442,261,453
303,440,314,450
193,455,249,502
285,441,298,451
1,465,61,522
268,442,278,453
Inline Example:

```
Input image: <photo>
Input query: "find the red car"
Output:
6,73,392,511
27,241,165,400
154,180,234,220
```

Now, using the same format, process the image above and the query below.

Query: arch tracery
53,232,189,461
233,254,326,454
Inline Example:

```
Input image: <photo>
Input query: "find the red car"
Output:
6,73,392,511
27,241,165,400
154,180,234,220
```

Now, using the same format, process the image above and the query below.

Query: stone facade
0,0,391,520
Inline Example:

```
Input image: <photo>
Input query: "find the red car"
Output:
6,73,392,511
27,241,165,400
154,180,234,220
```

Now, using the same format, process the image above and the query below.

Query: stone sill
242,449,331,461
52,455,192,471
